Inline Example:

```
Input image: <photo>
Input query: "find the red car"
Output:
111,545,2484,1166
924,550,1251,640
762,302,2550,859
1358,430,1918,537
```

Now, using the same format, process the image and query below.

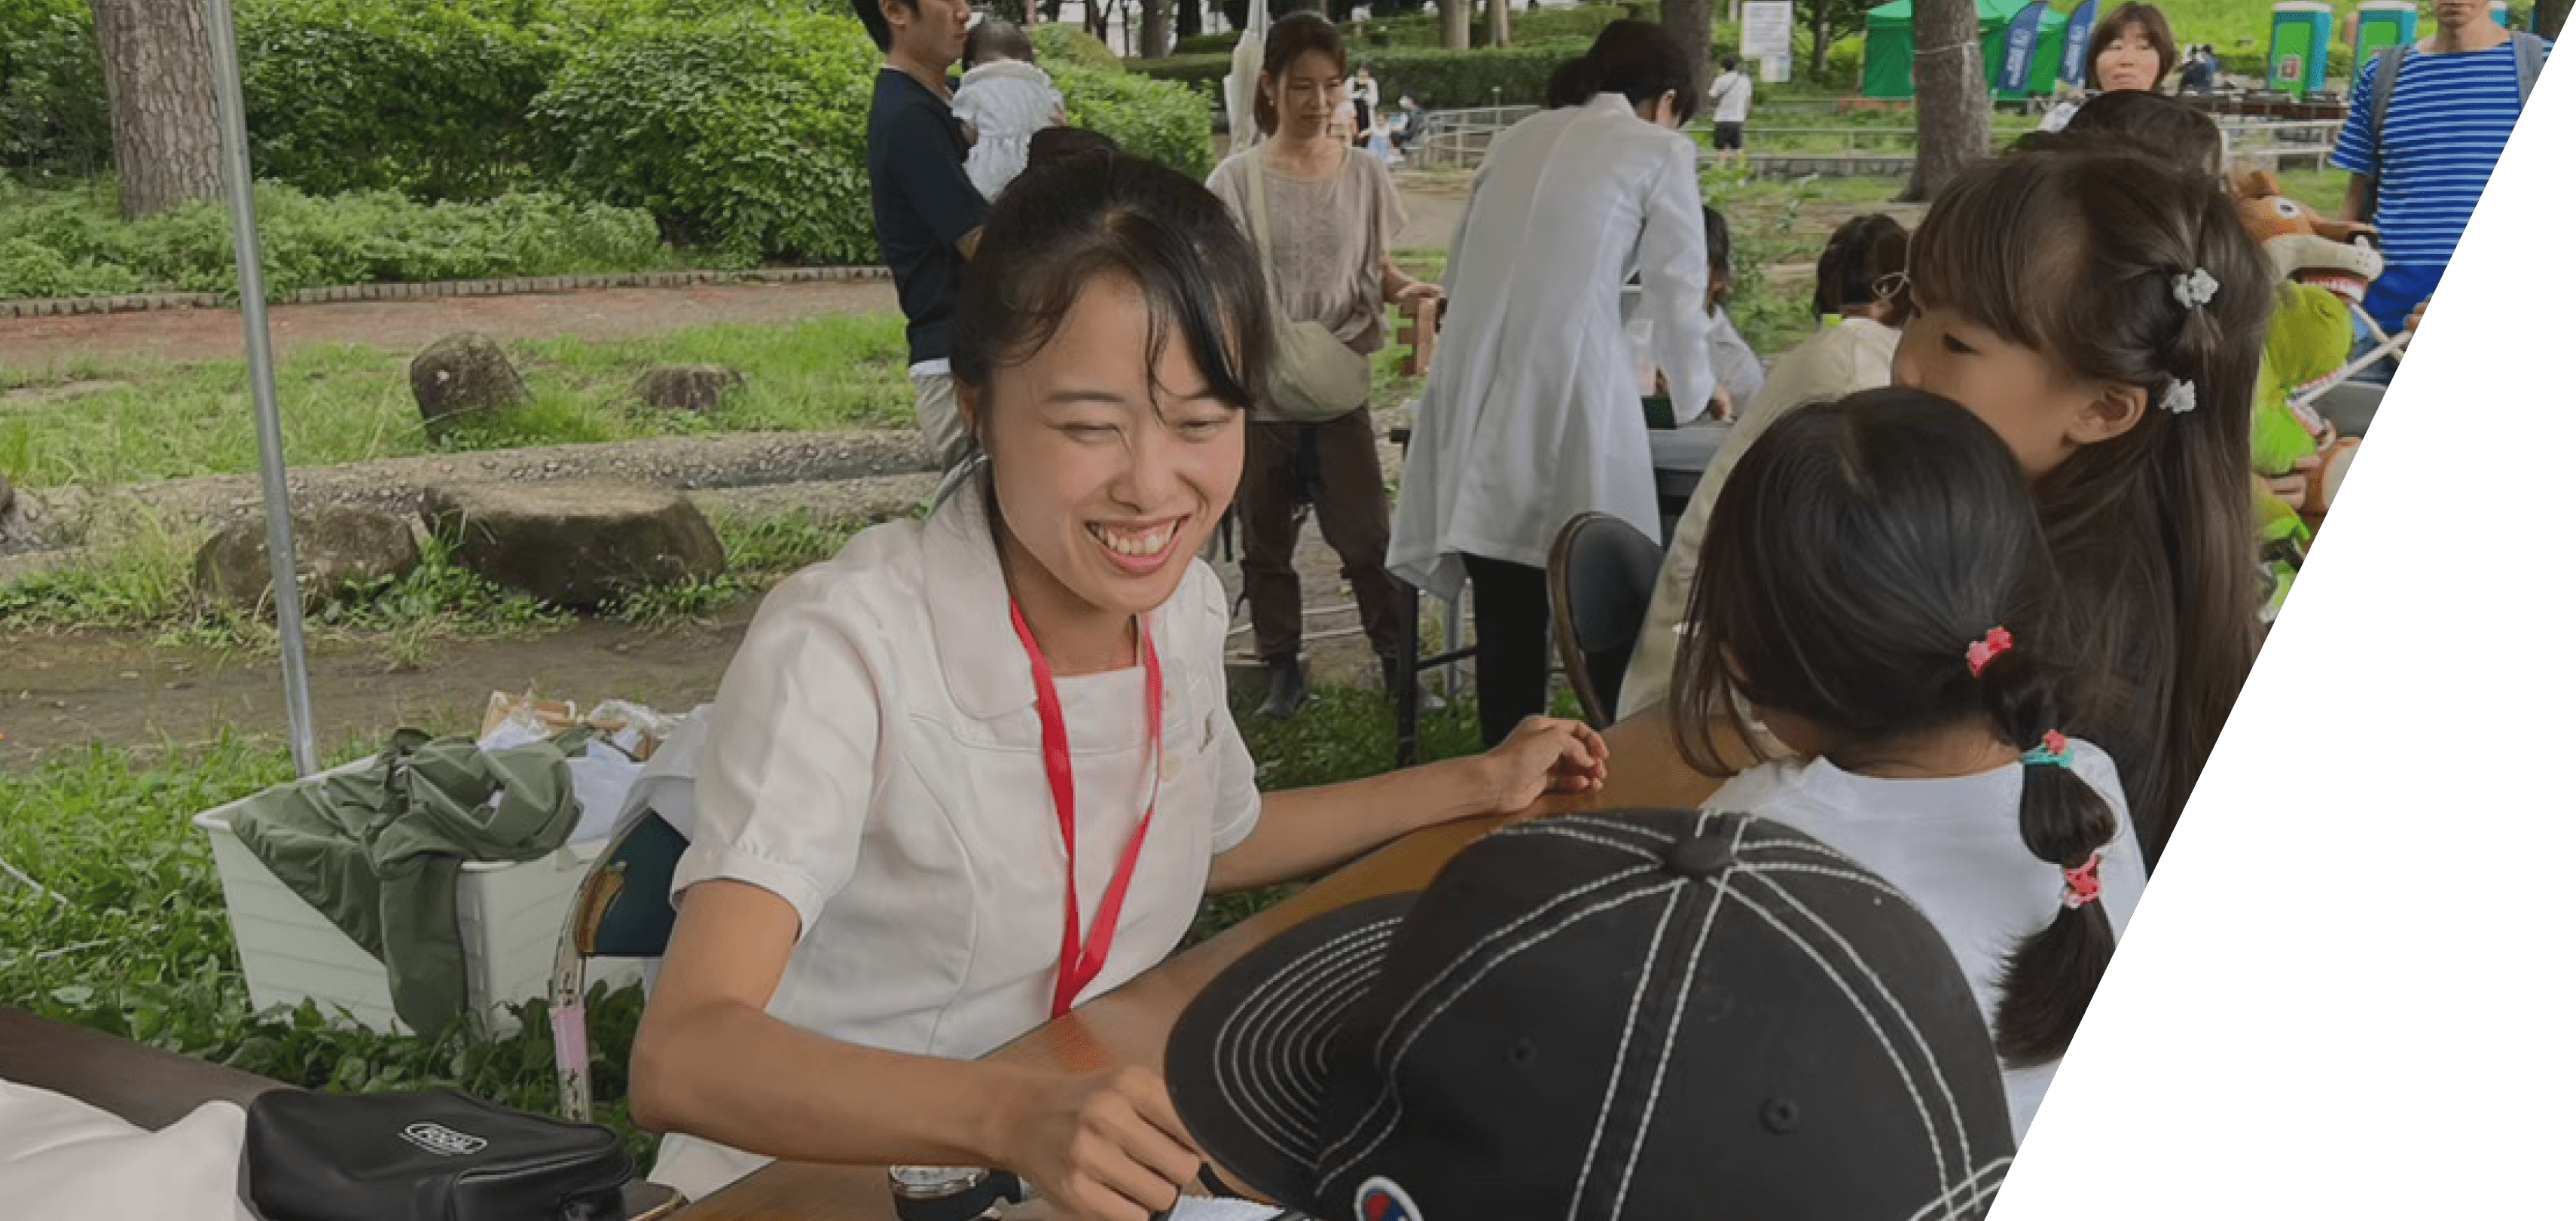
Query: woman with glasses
1386,20,1715,749
1616,213,1918,721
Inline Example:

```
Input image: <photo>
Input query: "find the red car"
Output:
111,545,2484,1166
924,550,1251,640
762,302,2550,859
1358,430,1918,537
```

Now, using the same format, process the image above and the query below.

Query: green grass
0,682,1488,1169
0,316,916,490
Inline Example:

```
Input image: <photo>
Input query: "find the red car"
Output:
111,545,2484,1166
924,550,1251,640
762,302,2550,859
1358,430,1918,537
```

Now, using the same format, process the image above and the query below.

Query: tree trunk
1140,0,1170,56
1809,0,1831,81
1665,0,1714,111
1902,0,1987,203
2539,0,2569,40
1439,0,1469,50
91,0,223,220
1485,0,1509,48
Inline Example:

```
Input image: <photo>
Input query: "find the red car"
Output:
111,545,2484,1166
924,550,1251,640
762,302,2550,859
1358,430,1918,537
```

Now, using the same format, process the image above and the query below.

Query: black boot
1260,658,1308,720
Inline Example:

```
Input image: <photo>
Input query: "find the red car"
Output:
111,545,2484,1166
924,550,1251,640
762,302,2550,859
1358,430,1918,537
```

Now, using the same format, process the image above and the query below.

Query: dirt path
0,280,905,369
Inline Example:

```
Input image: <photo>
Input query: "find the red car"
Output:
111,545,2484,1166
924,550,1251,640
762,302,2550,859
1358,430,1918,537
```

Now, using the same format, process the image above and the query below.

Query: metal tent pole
202,0,319,777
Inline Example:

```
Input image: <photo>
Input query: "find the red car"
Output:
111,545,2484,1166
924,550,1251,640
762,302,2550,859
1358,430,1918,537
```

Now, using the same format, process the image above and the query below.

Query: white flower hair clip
2161,378,2199,415
2172,267,2220,310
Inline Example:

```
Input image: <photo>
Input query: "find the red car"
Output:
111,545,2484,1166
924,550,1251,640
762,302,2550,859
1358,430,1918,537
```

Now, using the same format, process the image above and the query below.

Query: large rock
194,505,422,613
411,332,530,440
423,481,725,609
637,365,744,414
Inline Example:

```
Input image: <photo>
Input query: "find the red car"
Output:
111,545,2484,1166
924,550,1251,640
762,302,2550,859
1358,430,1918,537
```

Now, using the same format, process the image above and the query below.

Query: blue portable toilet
2353,0,2418,66
2269,1,2334,99
2491,0,2514,28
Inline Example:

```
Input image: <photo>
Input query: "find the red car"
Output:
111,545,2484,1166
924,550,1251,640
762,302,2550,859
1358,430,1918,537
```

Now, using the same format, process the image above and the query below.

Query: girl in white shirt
1671,387,2145,1142
628,151,1608,1221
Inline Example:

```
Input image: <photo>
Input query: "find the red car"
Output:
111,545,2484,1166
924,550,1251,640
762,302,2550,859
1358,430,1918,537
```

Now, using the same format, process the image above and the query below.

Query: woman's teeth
1091,522,1177,557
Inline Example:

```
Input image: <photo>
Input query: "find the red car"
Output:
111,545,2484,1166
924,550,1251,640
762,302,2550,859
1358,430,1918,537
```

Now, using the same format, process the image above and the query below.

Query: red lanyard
1009,603,1164,1020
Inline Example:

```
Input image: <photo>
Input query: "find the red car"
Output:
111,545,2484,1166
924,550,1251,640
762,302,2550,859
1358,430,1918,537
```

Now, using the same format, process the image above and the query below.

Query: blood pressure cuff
245,1088,633,1221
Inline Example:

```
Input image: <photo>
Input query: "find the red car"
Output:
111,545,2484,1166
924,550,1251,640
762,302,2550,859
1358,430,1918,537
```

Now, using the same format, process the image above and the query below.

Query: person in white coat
1386,20,1714,748
952,19,1067,202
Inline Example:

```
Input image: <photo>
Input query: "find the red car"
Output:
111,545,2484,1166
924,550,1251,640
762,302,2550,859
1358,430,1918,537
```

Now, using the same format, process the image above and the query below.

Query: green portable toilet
2353,1,2419,66
2269,1,2333,99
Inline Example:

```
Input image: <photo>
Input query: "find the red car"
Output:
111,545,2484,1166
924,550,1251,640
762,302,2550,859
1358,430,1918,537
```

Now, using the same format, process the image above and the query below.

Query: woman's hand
1393,279,1445,308
990,1067,1201,1221
1712,385,1737,423
1479,716,1610,813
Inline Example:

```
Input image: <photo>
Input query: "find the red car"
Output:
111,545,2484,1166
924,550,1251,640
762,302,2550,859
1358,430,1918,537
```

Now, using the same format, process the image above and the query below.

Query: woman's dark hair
1702,205,1732,305
2018,90,2226,178
966,17,1036,66
2085,2,2180,90
952,151,1273,421
1671,387,2120,1068
1542,20,1700,123
1255,11,1347,136
1906,148,2267,871
1812,213,1911,323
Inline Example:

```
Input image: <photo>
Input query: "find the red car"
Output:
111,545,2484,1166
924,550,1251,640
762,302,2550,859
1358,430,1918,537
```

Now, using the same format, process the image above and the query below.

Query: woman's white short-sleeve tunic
649,487,1265,1201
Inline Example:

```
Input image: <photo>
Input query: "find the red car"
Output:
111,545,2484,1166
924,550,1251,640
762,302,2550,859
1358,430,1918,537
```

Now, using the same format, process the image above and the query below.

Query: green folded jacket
229,728,590,1033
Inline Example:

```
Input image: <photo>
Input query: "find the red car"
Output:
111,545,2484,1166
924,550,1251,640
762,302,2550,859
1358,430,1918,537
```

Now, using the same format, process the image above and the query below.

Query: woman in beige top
1205,11,1442,720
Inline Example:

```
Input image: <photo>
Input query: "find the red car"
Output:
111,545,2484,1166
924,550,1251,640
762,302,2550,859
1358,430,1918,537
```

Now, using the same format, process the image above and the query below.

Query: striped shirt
2332,39,2550,333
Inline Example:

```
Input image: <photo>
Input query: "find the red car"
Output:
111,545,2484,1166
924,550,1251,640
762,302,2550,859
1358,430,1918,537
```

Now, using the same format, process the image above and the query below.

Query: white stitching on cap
1736,861,1927,916
1735,884,1964,1219
1310,878,1687,1184
1212,915,1403,1161
1565,885,1689,1221
1742,870,1976,1201
1236,933,1392,1153
1509,823,1665,862
1903,1157,2014,1221
1607,875,1731,1221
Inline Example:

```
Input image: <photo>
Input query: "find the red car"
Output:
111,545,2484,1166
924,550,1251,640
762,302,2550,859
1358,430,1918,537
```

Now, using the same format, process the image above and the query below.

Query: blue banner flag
2062,0,2099,86
2001,1,2049,93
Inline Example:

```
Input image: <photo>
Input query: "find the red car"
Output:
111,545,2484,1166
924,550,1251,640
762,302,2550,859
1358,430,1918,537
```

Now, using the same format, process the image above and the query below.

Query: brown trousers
1238,409,1409,667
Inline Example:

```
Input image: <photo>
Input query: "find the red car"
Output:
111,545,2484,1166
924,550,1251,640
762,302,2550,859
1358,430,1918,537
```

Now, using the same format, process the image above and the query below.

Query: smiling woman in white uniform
1386,21,1716,749
627,151,1610,1221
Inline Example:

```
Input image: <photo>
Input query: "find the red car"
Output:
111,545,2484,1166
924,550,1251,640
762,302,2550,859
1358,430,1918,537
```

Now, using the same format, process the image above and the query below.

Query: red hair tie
2061,853,2104,910
1966,627,2014,676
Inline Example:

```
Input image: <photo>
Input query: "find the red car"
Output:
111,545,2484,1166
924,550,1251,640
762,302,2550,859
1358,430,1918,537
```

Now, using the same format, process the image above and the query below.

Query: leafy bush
1032,20,1126,72
0,180,690,301
0,0,109,179
532,5,881,262
237,0,565,200
1058,66,1218,180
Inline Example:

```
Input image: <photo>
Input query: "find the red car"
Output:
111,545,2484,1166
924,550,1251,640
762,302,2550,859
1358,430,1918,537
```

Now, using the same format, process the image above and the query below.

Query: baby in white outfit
952,19,1066,203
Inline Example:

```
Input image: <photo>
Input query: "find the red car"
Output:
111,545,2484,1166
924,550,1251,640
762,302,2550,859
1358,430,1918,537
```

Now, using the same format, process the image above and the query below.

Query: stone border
0,266,893,319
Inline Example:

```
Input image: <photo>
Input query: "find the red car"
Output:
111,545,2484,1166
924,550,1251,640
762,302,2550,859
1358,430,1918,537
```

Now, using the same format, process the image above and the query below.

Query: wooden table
0,1006,683,1220
678,707,1738,1220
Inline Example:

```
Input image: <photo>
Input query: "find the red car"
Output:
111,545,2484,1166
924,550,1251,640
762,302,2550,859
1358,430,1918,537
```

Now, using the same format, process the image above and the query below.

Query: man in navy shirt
860,0,984,472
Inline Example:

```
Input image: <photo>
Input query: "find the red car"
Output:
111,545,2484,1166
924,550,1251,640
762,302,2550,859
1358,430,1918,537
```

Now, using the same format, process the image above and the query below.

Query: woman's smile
1087,517,1188,571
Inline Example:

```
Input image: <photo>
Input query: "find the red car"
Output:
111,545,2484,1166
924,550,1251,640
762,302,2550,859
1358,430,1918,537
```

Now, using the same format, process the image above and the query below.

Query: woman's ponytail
1975,641,2123,1070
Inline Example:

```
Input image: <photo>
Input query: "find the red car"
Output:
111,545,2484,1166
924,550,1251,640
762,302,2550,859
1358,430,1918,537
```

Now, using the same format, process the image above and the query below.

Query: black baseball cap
1167,809,2018,1221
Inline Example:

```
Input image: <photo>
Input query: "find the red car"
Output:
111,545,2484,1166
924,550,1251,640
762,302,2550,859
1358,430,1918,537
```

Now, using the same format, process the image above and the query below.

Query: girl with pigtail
1676,387,2144,1142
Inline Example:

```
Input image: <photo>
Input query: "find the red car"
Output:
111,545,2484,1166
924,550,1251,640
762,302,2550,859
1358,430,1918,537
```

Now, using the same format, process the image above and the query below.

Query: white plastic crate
194,760,643,1036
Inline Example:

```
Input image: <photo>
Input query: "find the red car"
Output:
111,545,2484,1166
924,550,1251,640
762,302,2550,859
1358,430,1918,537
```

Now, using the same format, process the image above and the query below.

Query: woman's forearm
633,994,1045,1171
1207,756,1502,893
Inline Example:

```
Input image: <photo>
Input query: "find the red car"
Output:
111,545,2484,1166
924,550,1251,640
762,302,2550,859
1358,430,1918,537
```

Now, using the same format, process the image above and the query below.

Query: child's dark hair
1701,205,1732,306
1255,12,1346,136
2018,90,2226,178
951,151,1272,417
966,17,1036,67
852,0,911,53
1025,125,1119,173
1812,213,1911,322
1671,387,2120,1067
1542,20,1700,123
1908,148,2266,870
2084,2,2179,89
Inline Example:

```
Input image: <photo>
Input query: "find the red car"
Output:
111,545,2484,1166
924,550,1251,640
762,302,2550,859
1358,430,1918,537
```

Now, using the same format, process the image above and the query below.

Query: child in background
1621,212,1915,719
952,18,1065,203
1673,387,2144,1142
1701,205,1763,419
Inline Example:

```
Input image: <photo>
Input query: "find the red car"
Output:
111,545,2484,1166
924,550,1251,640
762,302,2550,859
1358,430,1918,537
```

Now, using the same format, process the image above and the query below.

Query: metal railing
1412,105,1540,169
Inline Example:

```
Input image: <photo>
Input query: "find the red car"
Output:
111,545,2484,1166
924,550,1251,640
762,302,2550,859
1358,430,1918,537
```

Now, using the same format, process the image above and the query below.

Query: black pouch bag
245,1088,634,1221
